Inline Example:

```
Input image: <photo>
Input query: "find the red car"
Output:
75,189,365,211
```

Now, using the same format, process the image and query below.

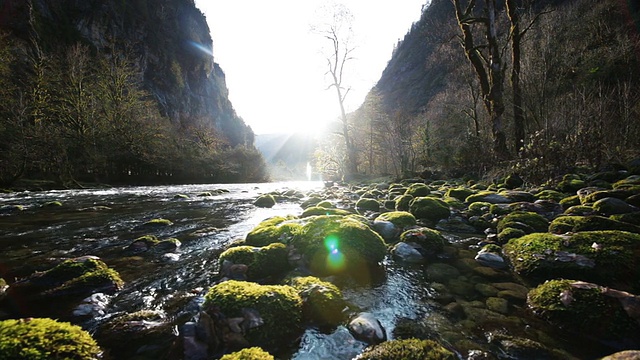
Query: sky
194,1,427,135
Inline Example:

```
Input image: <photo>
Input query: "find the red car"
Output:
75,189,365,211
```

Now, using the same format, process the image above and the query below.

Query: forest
313,0,640,183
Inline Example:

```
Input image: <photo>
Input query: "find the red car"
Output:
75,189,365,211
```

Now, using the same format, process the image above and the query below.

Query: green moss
399,227,446,256
142,218,173,227
131,235,160,247
611,211,640,226
613,176,640,189
254,194,277,208
40,258,124,295
0,318,101,359
527,279,639,339
220,347,275,360
549,215,640,234
289,276,346,325
291,215,387,276
497,227,526,243
245,216,301,246
356,198,381,212
444,187,475,201
357,339,455,360
464,191,504,203
563,205,594,216
42,201,62,207
219,243,290,280
316,200,333,208
301,206,352,218
409,197,450,222
467,201,492,216
534,190,567,202
173,194,189,199
503,231,640,291
405,183,431,197
559,195,581,209
301,196,323,209
497,211,549,233
581,189,637,204
374,211,417,228
204,280,302,349
394,195,414,211
557,178,586,194
489,204,512,216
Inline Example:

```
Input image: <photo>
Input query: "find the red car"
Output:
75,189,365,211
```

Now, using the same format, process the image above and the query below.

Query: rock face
0,0,252,146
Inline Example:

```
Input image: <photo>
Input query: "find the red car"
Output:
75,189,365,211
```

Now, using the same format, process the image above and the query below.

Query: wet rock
253,194,276,208
447,277,475,298
475,283,499,297
400,227,446,258
356,338,456,359
492,282,529,302
372,219,400,241
141,218,173,227
485,297,509,314
218,243,290,280
474,249,507,270
436,217,477,233
426,263,460,283
289,276,346,326
183,321,209,360
466,192,511,204
72,292,110,318
348,312,387,345
487,332,567,359
391,242,426,264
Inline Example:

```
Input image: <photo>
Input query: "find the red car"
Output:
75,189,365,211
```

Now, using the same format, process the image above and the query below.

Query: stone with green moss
290,215,387,276
549,215,640,234
527,279,640,342
409,197,450,222
613,175,640,189
557,177,586,194
503,231,640,291
173,193,189,199
96,310,174,358
394,194,414,211
404,183,431,197
465,191,510,204
611,211,640,226
219,243,290,280
593,197,638,216
142,218,173,227
245,216,301,246
254,194,277,208
316,200,333,208
356,198,381,212
355,338,456,360
220,347,275,360
42,201,63,207
204,280,302,349
559,195,581,209
467,201,492,216
534,189,567,202
301,206,352,218
497,211,549,234
489,204,512,216
487,333,569,359
497,227,526,243
581,188,638,204
399,227,446,257
374,211,416,228
563,205,594,216
288,276,346,325
0,318,101,359
445,187,475,201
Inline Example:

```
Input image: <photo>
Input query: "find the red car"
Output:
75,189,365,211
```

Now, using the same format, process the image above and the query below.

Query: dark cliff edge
0,0,252,147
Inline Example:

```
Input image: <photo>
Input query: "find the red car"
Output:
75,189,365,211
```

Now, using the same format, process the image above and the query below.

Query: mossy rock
503,231,640,291
534,190,566,202
489,204,512,216
409,197,450,222
245,216,301,246
42,201,63,207
444,187,475,202
399,227,446,257
527,279,640,342
220,347,275,360
173,194,189,199
613,175,640,189
394,194,414,211
301,196,323,209
611,212,640,226
557,178,586,194
374,211,417,228
497,211,549,234
356,198,381,212
301,206,352,218
404,183,431,197
563,205,594,216
288,276,346,325
559,195,581,210
504,173,524,189
467,201,492,216
582,188,638,204
355,338,456,360
290,215,387,276
203,280,302,349
497,227,526,243
96,310,174,358
254,194,277,208
316,200,334,208
549,215,640,234
465,191,510,204
487,333,569,359
0,318,101,359
142,218,173,227
498,190,535,203
219,243,290,280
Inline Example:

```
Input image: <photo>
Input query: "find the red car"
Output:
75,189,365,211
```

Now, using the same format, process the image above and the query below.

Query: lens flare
324,235,346,271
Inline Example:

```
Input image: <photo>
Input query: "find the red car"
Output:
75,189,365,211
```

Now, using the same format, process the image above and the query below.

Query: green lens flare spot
324,235,346,271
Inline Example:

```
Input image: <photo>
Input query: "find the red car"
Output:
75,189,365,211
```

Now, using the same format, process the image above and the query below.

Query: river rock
72,292,110,318
372,219,400,241
348,312,387,345
593,197,638,216
474,248,507,269
391,242,426,263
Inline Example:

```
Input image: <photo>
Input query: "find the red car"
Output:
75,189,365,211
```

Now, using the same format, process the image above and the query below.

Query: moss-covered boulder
504,173,525,189
394,194,414,211
409,197,450,222
503,231,640,291
220,347,275,360
467,201,492,216
42,200,63,207
141,218,173,227
548,215,640,234
534,189,567,202
126,235,181,253
203,280,302,350
593,197,638,216
0,318,101,360
527,280,640,344
288,276,346,326
444,187,475,202
374,211,417,229
356,198,381,212
563,205,594,216
219,243,290,280
290,215,387,276
497,211,550,234
355,339,455,360
253,194,277,208
404,183,431,197
465,191,510,204
399,227,446,257
245,216,301,246
611,212,640,227
497,227,526,243
559,195,581,210
6,257,123,317
300,206,352,218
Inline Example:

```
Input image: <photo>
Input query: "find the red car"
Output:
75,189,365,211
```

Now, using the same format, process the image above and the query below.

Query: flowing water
0,182,615,359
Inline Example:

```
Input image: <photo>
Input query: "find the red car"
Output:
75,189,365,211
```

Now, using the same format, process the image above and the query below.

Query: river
0,181,613,359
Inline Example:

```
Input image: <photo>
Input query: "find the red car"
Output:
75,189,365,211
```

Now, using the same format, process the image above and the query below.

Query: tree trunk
507,0,525,156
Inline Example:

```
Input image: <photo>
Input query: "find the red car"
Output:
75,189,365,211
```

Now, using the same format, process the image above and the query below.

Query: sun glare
324,235,346,272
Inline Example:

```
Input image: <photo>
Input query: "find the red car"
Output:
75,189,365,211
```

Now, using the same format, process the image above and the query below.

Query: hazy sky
194,1,426,135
